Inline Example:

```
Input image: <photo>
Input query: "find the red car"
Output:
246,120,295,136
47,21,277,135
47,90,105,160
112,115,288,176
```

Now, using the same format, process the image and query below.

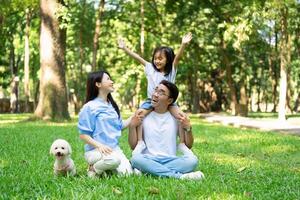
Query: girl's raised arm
173,32,192,68
118,38,147,66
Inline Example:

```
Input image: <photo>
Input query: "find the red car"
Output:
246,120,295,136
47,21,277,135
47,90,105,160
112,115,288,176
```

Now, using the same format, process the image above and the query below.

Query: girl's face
154,51,167,72
98,73,114,93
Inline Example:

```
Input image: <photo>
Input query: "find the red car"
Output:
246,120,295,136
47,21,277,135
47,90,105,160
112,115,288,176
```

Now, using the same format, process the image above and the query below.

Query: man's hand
178,112,191,130
181,32,192,45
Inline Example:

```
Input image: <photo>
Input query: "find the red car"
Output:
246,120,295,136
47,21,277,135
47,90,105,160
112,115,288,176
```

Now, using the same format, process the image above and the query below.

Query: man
129,80,204,180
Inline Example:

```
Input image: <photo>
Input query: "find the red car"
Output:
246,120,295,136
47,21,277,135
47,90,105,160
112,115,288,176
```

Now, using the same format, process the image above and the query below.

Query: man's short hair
159,80,179,104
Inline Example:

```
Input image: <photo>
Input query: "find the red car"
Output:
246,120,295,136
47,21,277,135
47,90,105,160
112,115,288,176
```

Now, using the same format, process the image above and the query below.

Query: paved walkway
198,113,300,136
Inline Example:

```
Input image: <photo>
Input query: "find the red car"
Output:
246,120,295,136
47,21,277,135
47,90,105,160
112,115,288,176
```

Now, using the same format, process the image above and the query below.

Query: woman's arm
118,38,148,66
173,32,192,68
79,134,112,155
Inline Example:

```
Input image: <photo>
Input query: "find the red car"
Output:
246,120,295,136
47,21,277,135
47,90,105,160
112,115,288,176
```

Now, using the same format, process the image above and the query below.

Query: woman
78,70,136,177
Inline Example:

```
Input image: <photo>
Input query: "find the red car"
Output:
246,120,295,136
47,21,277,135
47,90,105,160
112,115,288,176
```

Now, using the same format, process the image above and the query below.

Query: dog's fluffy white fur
50,139,76,176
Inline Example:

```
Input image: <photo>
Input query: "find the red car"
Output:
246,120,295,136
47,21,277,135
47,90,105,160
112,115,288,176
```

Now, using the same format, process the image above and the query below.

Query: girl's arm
173,32,193,68
79,134,112,155
118,38,148,66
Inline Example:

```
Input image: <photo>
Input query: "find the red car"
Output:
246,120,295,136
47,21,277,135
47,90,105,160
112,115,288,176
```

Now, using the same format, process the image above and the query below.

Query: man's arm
178,113,194,148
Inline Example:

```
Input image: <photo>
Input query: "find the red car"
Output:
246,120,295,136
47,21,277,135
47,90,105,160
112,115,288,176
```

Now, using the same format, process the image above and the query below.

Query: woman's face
99,73,114,93
154,51,167,72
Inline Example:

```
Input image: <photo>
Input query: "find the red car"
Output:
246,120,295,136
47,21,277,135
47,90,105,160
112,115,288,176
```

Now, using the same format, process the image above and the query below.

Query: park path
198,113,300,136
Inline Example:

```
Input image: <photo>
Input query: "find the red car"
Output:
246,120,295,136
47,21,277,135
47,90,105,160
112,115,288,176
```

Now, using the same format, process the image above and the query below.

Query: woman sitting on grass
78,70,138,177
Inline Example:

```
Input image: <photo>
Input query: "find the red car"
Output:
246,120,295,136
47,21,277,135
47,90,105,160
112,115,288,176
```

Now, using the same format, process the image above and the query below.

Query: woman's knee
85,150,102,165
104,155,121,168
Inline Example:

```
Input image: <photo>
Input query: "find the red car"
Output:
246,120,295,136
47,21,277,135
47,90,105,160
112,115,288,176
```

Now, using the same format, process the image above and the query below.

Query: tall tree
24,8,32,112
35,0,69,120
92,0,105,71
278,6,289,121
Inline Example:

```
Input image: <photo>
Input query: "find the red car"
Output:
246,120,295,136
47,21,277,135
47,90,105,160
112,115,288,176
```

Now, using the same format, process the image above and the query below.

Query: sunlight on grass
221,134,261,142
209,153,256,168
262,144,297,154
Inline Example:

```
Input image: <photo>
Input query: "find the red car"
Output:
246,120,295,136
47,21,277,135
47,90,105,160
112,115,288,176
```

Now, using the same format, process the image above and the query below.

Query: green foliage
0,113,300,199
1,0,300,113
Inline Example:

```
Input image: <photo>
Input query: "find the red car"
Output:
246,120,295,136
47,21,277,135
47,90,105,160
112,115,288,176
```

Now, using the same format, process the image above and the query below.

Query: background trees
0,0,299,120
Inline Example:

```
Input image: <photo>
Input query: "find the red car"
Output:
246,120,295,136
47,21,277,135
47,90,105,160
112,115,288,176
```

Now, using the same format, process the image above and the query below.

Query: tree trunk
9,40,19,113
92,0,105,71
134,0,144,108
24,8,31,113
278,7,289,121
35,0,70,120
220,35,237,115
79,0,86,77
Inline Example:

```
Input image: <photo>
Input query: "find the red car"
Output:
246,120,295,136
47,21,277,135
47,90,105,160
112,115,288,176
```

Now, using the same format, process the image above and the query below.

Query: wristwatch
183,126,192,132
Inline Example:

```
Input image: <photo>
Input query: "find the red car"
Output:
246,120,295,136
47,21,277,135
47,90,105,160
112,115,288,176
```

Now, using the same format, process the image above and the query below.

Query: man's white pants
84,146,133,175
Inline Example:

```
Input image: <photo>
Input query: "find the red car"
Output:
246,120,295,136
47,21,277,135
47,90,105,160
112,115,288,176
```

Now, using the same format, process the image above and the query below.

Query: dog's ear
67,142,72,154
50,142,55,155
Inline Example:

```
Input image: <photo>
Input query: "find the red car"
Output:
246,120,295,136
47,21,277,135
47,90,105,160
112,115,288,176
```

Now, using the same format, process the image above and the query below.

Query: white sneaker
180,171,205,181
177,143,194,155
87,169,97,178
132,141,146,155
133,168,142,176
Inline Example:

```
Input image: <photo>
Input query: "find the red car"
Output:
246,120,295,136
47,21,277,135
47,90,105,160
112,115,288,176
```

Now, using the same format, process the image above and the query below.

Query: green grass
1,113,300,199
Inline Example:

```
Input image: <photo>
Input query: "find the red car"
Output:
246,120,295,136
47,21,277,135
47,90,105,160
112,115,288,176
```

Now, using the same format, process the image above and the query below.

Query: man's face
151,84,172,109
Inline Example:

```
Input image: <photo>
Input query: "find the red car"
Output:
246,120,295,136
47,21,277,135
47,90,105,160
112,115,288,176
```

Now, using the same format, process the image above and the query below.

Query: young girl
118,33,193,155
78,71,135,177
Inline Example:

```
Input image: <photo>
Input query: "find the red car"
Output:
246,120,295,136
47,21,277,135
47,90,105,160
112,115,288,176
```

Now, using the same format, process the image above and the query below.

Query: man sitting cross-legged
129,80,204,180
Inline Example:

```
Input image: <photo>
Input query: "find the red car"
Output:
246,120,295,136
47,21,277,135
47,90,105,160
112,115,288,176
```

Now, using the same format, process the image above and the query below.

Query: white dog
50,139,76,176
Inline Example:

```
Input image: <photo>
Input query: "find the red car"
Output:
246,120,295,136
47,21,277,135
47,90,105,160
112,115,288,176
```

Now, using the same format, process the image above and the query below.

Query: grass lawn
0,113,299,199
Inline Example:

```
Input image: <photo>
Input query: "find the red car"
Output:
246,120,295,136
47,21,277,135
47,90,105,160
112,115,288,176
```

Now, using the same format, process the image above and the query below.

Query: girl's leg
132,108,151,155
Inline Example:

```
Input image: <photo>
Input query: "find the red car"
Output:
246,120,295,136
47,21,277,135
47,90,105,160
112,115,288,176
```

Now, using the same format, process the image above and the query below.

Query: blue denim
131,153,198,178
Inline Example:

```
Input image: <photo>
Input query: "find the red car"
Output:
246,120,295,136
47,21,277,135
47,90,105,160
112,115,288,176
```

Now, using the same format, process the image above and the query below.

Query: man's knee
185,155,199,170
131,153,146,168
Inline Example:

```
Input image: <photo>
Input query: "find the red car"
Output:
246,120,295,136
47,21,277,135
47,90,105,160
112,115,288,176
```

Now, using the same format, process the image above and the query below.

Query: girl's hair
151,46,175,76
85,70,120,117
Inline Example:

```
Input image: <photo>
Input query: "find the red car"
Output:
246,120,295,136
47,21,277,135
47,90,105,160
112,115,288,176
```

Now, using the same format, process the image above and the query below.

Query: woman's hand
96,144,112,155
130,110,144,127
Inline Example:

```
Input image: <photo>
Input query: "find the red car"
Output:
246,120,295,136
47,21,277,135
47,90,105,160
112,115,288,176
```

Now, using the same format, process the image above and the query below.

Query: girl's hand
118,38,126,49
182,32,192,45
96,144,113,155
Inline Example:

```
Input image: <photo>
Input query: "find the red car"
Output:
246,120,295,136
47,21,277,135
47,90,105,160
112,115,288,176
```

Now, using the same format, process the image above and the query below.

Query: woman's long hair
85,71,120,117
